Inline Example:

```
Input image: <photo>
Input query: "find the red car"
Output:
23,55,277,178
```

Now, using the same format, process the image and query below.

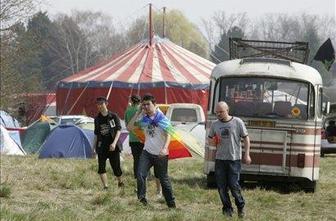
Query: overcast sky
42,0,336,27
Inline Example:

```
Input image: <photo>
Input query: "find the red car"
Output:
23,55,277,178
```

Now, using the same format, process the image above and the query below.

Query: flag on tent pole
313,38,335,71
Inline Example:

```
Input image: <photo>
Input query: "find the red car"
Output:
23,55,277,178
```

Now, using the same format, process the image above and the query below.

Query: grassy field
1,154,336,221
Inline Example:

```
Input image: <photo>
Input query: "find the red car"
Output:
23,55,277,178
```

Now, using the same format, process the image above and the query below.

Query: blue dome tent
39,124,94,159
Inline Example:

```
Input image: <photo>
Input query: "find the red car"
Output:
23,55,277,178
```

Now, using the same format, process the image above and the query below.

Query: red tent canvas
56,37,215,118
19,93,56,124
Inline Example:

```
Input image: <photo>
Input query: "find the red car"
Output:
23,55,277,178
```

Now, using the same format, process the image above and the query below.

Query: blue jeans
215,159,245,212
137,150,175,206
130,142,144,179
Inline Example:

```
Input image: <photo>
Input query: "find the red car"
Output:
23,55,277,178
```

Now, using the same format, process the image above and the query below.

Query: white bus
204,56,324,192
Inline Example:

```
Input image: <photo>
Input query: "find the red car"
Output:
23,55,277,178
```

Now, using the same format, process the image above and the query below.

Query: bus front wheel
302,180,317,193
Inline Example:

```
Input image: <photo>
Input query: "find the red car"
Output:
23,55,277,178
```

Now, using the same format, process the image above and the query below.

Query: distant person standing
208,101,251,218
94,96,124,190
127,94,175,208
125,95,143,179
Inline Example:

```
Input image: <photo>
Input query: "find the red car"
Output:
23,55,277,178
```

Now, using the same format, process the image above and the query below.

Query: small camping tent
0,125,26,155
7,130,23,149
0,110,20,128
75,117,94,130
39,124,94,159
22,119,57,154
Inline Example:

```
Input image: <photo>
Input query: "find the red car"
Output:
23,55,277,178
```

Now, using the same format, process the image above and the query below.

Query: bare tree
202,12,249,50
49,10,126,77
0,0,41,31
0,0,42,110
71,10,127,65
201,18,216,51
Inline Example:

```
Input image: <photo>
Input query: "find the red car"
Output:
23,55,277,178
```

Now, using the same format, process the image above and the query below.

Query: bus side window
317,87,323,118
207,80,213,112
308,85,315,119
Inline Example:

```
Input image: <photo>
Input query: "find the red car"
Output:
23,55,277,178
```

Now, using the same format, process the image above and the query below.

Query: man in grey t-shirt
208,101,251,218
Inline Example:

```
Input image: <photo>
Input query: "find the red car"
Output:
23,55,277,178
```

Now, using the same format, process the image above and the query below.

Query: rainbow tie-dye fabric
133,110,192,159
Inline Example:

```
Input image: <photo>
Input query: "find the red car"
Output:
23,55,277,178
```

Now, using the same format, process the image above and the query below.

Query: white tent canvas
0,125,26,155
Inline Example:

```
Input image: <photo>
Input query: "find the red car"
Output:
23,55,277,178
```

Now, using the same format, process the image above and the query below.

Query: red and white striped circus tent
56,36,215,118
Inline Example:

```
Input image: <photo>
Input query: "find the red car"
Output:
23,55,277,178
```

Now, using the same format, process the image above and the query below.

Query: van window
171,109,197,122
217,77,309,120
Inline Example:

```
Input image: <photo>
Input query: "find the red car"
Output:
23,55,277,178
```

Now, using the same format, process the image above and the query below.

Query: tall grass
1,154,336,221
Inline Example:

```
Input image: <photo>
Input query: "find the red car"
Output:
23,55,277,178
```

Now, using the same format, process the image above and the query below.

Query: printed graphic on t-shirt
109,119,115,128
220,127,230,139
146,124,156,137
100,123,110,136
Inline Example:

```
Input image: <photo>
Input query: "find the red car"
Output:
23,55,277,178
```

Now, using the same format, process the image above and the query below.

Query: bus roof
212,58,322,85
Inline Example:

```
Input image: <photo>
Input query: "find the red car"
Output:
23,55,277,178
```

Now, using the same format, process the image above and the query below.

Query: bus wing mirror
324,101,330,114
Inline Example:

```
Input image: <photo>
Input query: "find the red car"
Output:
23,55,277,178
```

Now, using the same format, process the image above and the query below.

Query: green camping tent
22,121,56,154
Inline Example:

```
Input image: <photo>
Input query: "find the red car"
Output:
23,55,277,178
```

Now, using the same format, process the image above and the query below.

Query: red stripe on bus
249,152,319,167
205,150,320,167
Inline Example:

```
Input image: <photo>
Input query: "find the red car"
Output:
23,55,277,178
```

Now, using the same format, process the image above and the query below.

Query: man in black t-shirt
94,96,124,189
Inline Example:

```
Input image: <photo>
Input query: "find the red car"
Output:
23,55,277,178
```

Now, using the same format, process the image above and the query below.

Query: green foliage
156,10,209,58
0,184,11,198
92,193,112,206
126,9,209,58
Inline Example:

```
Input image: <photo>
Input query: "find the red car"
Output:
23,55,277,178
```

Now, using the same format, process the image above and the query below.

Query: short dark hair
96,96,107,103
142,93,156,104
130,95,141,104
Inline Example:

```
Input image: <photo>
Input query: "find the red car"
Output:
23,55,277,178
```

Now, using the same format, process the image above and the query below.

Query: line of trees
0,1,209,110
1,0,335,112
202,12,336,83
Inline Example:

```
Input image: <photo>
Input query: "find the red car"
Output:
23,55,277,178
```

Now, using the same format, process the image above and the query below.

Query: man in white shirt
127,94,176,208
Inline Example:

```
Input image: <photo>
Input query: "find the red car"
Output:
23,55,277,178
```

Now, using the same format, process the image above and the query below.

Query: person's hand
109,143,116,151
243,154,252,165
159,148,168,157
208,138,217,146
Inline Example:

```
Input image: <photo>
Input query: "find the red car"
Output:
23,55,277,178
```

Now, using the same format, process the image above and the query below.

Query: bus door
259,129,290,174
242,128,261,173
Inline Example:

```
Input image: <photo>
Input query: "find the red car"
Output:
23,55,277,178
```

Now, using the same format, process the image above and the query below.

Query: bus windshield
218,77,310,120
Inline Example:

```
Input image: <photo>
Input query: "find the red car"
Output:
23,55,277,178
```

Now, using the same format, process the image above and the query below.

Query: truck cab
164,103,206,146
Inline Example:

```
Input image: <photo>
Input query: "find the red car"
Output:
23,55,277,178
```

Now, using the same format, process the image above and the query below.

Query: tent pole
106,81,114,100
137,82,141,96
41,93,56,117
67,82,89,115
61,82,74,115
162,7,166,38
149,3,152,46
164,82,168,104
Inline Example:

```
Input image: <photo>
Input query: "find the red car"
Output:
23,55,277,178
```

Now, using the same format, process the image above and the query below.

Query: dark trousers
130,142,144,179
97,150,122,177
215,159,245,212
137,150,175,206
